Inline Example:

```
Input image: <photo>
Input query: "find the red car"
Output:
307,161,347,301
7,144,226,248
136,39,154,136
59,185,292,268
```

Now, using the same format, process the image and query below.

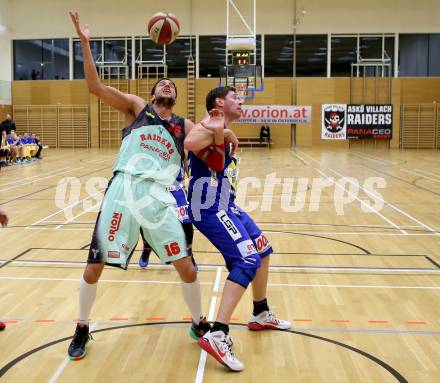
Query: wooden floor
1,147,439,382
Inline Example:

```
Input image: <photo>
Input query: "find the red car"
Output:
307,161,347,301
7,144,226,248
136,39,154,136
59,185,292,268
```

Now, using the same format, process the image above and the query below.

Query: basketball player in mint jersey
185,86,291,372
139,161,197,271
68,11,210,361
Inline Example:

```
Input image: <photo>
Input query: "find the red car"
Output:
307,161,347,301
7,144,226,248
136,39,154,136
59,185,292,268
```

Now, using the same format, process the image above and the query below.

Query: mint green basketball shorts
87,173,187,269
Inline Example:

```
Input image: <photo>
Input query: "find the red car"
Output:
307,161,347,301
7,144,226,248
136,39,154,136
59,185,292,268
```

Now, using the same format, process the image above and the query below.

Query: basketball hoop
235,83,247,101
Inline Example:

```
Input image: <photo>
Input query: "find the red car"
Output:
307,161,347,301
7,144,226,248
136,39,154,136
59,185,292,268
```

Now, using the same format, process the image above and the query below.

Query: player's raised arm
69,11,141,116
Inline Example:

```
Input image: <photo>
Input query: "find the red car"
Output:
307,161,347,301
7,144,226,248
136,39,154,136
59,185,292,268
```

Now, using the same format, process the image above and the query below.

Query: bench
238,137,271,148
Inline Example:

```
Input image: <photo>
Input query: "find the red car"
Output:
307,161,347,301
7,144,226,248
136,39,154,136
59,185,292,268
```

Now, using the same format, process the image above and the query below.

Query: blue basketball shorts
189,204,273,271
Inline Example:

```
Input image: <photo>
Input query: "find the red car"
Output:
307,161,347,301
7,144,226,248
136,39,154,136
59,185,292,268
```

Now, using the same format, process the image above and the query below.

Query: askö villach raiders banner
321,104,393,140
346,104,393,139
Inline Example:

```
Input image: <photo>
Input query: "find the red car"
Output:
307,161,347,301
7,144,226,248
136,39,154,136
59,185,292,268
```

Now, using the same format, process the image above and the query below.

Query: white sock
180,279,202,323
79,276,97,326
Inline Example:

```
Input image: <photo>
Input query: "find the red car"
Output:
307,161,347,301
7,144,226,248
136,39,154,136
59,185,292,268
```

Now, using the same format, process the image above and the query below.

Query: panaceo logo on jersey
140,132,175,154
108,212,122,241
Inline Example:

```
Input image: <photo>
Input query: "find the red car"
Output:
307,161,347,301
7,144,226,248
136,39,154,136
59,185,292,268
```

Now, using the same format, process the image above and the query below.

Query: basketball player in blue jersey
67,11,212,360
185,86,291,371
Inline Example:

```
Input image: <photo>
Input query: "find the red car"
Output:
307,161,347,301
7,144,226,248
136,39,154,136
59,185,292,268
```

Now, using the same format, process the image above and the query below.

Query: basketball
148,12,180,45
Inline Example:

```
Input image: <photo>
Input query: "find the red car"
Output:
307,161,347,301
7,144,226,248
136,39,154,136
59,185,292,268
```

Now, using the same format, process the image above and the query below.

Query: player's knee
83,263,104,284
173,256,197,283
227,265,257,288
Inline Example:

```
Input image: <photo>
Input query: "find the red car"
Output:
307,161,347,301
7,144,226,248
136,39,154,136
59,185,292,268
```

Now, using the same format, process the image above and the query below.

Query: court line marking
195,294,218,383
314,168,407,235
82,154,118,164
349,151,396,166
213,267,222,292
1,276,439,289
400,169,440,184
47,322,98,383
0,276,212,285
54,201,101,230
1,167,83,192
22,226,440,235
299,151,440,236
0,166,72,187
414,168,440,179
27,188,105,228
3,260,440,273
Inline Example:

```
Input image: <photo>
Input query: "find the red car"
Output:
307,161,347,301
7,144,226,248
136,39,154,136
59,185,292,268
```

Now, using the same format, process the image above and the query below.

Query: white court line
300,151,440,236
195,296,217,383
28,189,105,228
54,201,101,230
259,222,420,228
23,227,440,235
1,167,81,192
0,166,72,187
290,150,310,165
3,260,440,273
414,168,440,179
401,169,440,184
84,154,118,164
1,276,439,290
267,283,440,290
314,168,407,235
0,276,213,285
2,167,83,192
47,322,98,383
213,267,222,292
349,151,394,165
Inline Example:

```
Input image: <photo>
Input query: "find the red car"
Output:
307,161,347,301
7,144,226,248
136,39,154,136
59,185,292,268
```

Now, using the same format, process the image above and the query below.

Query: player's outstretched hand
69,11,90,42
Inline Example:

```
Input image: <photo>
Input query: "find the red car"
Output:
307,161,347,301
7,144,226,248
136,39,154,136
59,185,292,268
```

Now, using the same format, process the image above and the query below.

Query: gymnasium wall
0,104,12,120
12,77,440,149
8,0,440,39
0,0,12,102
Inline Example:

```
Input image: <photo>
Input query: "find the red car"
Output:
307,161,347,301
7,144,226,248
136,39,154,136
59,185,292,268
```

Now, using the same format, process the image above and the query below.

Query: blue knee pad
227,265,257,288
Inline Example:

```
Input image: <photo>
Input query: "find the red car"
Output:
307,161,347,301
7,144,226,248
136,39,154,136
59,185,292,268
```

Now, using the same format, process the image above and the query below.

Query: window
74,38,131,79
136,38,165,63
331,36,357,77
199,35,226,78
166,37,196,78
428,34,440,76
74,40,103,79
264,35,293,77
14,39,69,80
296,35,327,77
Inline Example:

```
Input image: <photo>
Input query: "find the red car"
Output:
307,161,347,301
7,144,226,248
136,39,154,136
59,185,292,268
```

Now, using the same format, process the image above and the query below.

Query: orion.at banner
235,105,312,124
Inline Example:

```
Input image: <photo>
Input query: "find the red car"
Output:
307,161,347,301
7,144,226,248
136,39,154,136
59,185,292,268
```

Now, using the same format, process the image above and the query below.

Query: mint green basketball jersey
113,104,185,188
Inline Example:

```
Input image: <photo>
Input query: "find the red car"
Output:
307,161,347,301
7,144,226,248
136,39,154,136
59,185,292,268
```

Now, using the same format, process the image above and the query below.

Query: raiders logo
324,105,345,133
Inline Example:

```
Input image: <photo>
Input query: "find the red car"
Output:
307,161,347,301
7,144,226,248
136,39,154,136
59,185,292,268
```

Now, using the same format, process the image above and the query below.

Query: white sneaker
198,330,244,371
247,310,291,331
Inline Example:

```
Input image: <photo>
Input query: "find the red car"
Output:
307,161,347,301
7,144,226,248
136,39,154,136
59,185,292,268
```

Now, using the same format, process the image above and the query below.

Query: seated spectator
21,133,34,162
260,125,271,144
6,132,19,163
13,133,27,163
0,131,11,167
34,134,43,159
